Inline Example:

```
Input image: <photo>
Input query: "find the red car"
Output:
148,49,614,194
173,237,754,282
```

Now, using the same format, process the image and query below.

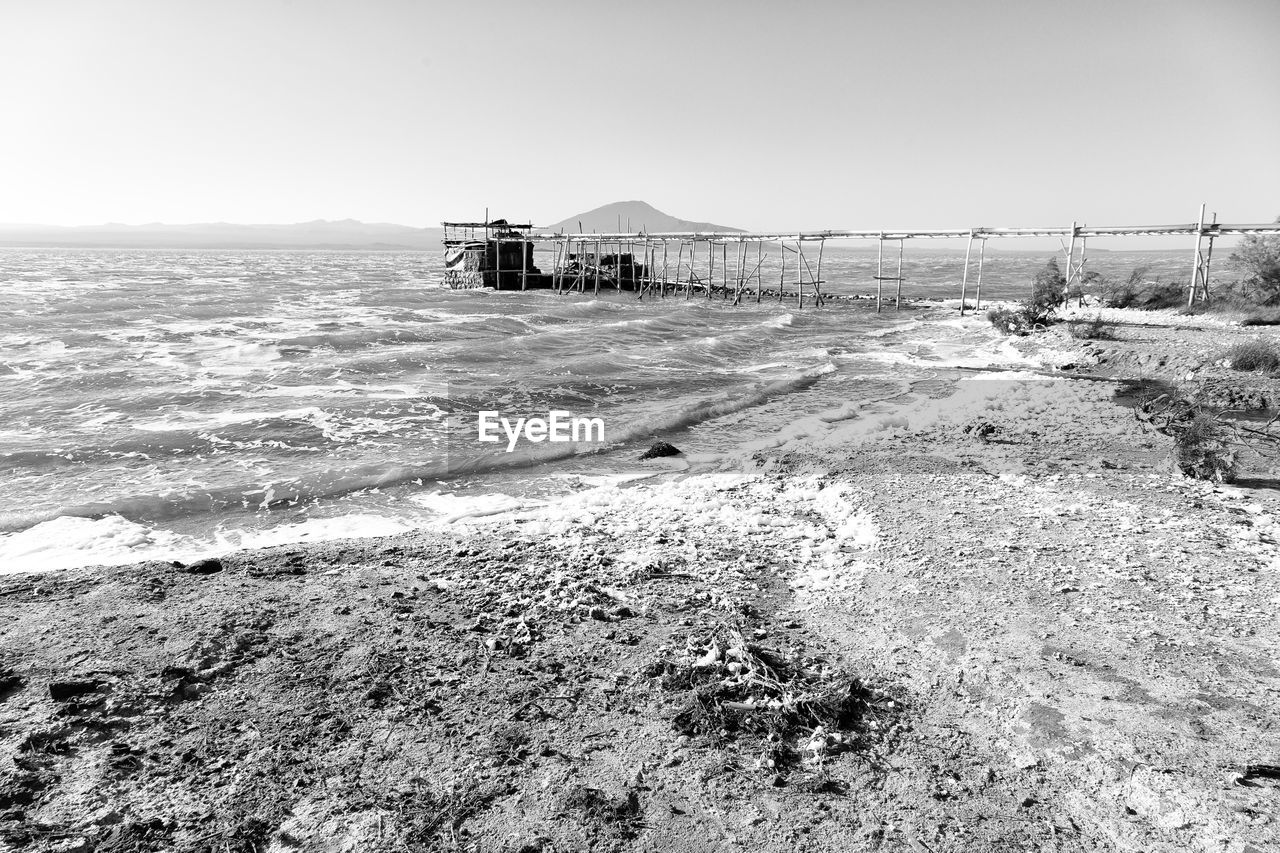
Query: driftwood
1137,390,1280,482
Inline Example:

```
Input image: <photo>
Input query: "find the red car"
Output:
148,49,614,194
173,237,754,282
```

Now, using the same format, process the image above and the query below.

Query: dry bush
1239,310,1280,327
1138,391,1238,482
1102,267,1148,308
649,623,893,775
1229,223,1280,304
1224,339,1280,373
1066,315,1117,340
987,305,1045,336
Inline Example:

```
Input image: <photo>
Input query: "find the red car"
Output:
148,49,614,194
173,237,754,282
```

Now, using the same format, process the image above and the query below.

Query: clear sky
2,0,1278,232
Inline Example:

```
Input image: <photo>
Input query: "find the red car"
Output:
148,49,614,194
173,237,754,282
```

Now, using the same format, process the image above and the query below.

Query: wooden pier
444,207,1280,312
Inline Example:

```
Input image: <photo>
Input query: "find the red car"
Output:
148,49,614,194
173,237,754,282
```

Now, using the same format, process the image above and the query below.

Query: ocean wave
0,366,835,534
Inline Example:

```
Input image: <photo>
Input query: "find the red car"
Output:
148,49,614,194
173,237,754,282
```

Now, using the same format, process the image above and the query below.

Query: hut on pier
443,219,544,290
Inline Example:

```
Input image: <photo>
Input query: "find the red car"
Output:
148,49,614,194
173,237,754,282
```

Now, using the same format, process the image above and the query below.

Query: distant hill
546,201,741,234
0,220,444,250
0,203,741,249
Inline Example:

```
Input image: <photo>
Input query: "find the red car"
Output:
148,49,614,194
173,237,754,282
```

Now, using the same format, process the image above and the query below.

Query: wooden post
876,234,884,313
1077,237,1087,307
779,240,786,303
638,240,647,299
1203,211,1218,303
815,238,825,307
566,237,576,294
521,231,528,291
1187,203,1207,308
661,240,669,297
974,239,986,311
796,240,804,309
643,239,653,300
594,239,601,296
707,240,714,300
747,240,757,303
553,238,564,294
676,241,687,299
686,241,693,298
1063,221,1078,306
959,231,973,316
494,225,502,290
733,240,745,305
577,243,586,293
636,240,644,300
894,240,904,311
721,242,728,299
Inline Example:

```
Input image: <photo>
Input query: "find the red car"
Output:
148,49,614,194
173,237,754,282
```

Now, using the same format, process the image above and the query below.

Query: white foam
864,319,923,338
0,510,439,575
408,491,536,522
213,514,417,550
0,515,201,574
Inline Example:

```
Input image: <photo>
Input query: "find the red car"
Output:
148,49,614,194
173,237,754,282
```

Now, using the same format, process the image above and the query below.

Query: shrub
1138,391,1237,483
1101,269,1186,311
1031,258,1066,314
987,258,1067,335
1103,267,1149,308
1240,310,1280,326
1223,339,1280,373
987,305,1041,336
1138,279,1186,310
1066,315,1117,340
1229,218,1280,305
1174,411,1237,482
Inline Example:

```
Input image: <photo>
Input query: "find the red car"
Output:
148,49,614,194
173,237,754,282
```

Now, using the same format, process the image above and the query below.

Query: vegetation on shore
981,252,1280,484
987,218,1280,325
1223,338,1280,374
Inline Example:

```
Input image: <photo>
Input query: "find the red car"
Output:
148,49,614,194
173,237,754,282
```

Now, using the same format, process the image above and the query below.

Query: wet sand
3,309,1279,852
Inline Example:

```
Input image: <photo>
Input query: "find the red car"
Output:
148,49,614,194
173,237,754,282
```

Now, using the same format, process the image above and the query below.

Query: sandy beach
3,309,1279,853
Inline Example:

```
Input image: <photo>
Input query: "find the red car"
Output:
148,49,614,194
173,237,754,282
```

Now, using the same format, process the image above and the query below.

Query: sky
2,0,1278,236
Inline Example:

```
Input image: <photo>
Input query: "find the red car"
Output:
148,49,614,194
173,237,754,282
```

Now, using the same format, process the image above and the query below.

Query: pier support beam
815,238,825,307
974,238,987,311
1187,204,1214,307
661,241,668,297
747,240,757,303
778,241,786,303
895,240,904,311
707,241,715,300
876,234,884,314
796,241,804,309
1061,222,1080,306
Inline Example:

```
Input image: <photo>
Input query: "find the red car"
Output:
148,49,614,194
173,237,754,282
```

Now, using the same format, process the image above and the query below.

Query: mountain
545,201,741,234
0,220,444,250
0,202,741,249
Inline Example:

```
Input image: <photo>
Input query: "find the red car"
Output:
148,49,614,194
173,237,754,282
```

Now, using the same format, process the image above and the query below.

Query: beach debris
1136,392,1239,482
962,419,1002,442
648,621,892,775
1241,764,1280,784
181,558,223,575
0,665,22,701
48,680,103,702
640,441,682,460
560,785,643,844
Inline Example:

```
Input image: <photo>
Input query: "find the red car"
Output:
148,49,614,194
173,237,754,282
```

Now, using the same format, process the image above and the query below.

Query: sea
0,246,1193,572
